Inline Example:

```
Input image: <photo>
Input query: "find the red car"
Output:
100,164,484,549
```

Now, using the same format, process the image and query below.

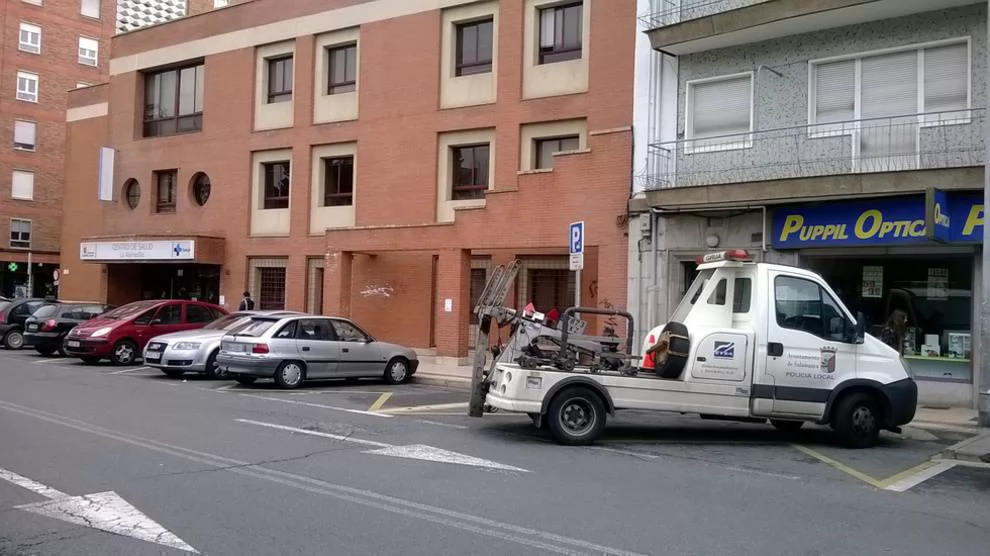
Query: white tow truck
475,250,918,448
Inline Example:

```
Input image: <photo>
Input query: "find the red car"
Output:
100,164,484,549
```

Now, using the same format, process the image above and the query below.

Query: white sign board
569,253,584,271
79,240,195,261
97,147,115,202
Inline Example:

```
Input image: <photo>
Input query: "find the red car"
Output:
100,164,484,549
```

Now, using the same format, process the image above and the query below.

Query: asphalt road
1,350,988,556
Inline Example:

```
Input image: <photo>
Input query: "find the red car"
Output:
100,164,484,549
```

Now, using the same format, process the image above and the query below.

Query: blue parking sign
569,221,584,254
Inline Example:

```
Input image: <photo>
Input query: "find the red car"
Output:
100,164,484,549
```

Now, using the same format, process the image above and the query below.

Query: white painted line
33,358,70,365
216,384,237,391
378,402,469,414
418,419,469,430
0,466,198,553
239,393,394,418
235,418,392,448
109,366,151,375
884,461,958,492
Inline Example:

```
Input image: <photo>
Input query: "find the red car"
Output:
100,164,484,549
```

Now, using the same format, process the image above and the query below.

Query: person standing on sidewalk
238,291,256,311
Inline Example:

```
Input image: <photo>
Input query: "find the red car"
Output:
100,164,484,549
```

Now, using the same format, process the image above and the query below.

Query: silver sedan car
144,310,303,379
216,314,419,389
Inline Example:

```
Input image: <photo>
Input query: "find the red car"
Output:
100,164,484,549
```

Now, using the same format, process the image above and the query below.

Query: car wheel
546,386,607,446
274,361,305,389
3,329,25,350
36,347,56,357
831,392,881,449
110,340,138,366
233,375,258,386
203,350,223,379
383,357,410,385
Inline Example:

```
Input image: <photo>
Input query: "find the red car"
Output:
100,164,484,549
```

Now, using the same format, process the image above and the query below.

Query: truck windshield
670,269,715,322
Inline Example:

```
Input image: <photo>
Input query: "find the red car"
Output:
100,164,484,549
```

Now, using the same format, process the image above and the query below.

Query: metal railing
639,0,767,30
642,109,985,190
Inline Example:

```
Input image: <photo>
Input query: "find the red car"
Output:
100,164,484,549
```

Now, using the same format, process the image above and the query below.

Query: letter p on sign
569,221,584,255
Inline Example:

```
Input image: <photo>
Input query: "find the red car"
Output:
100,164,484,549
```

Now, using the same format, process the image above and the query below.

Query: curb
412,373,472,390
940,431,990,463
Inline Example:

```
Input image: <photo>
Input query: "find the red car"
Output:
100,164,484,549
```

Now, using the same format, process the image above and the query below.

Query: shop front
79,237,226,307
771,190,984,407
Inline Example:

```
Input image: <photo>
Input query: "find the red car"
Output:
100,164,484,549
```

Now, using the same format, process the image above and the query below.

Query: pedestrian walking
238,291,255,310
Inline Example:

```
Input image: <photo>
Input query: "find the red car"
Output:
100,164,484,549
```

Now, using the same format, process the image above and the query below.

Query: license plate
66,340,80,348
146,355,161,362
27,324,37,331
223,342,246,352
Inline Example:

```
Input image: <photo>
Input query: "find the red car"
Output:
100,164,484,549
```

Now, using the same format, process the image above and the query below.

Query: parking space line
792,445,885,488
792,444,956,492
883,461,957,492
33,358,77,365
378,402,469,414
238,393,393,418
367,392,392,412
109,366,151,375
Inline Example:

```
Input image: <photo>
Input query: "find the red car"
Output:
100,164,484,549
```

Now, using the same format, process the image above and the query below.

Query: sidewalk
412,360,473,389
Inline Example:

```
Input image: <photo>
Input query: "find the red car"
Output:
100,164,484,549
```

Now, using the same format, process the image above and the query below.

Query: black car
24,302,113,356
0,298,48,349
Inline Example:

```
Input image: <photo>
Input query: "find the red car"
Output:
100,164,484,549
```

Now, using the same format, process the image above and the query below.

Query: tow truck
468,250,918,449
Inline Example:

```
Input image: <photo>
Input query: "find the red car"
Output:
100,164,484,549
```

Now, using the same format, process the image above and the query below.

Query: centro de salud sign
771,190,984,248
79,240,196,261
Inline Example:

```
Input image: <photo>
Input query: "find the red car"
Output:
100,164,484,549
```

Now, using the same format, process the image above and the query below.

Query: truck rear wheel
546,386,606,446
831,392,881,449
649,322,690,379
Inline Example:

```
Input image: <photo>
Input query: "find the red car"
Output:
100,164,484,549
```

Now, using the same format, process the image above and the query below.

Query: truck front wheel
546,387,606,446
831,392,881,449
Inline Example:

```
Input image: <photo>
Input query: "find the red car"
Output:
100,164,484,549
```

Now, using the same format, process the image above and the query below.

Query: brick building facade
60,0,635,359
0,0,113,298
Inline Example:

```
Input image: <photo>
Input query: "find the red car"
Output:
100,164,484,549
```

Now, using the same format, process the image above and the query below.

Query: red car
63,299,228,365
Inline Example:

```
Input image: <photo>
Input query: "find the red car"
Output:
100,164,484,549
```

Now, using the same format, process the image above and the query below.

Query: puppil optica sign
772,190,983,248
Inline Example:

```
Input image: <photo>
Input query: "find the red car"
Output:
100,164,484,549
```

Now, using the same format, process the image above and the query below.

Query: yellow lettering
908,219,926,237
810,225,826,240
855,210,882,239
962,205,985,237
877,221,895,238
779,215,804,241
821,225,837,240
837,224,849,239
800,227,813,241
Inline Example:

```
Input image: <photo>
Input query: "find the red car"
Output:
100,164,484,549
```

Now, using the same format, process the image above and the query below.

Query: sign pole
979,0,990,426
26,251,32,298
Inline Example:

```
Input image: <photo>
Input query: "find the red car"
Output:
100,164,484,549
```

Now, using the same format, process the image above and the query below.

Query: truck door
762,272,859,418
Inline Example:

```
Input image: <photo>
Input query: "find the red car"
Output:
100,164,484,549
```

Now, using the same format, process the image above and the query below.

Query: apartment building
0,0,113,298
116,0,246,33
629,0,986,408
61,0,636,361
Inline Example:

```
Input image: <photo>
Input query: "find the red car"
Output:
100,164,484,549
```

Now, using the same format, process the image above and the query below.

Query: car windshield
100,301,158,320
230,318,280,338
31,304,59,319
204,313,252,331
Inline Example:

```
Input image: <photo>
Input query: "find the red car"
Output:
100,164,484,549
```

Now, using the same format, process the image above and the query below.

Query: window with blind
810,40,970,128
685,73,753,151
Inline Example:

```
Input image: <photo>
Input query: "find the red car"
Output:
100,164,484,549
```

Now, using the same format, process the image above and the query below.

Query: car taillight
252,344,270,354
0,313,6,324
41,320,57,332
642,334,656,369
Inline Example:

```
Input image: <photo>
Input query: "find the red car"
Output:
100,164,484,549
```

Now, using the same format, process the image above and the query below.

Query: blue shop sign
772,190,984,248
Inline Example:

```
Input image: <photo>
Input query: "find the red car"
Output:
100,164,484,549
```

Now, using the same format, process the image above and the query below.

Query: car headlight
90,327,113,338
174,342,201,350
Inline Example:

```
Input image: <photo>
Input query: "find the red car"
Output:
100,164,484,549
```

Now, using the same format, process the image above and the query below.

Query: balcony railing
643,109,985,190
640,0,767,30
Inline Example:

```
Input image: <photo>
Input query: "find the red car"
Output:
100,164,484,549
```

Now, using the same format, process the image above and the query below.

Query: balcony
640,0,978,55
644,108,985,196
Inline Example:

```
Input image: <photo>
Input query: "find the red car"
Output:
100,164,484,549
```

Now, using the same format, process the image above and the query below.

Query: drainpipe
978,0,990,425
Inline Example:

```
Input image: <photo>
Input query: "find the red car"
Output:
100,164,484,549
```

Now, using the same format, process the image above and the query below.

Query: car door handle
342,348,349,353
768,342,784,357
301,346,310,352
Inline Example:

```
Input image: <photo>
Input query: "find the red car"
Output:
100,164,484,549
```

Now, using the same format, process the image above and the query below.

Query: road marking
109,366,151,375
33,358,77,365
238,393,393,418
0,400,644,556
590,447,802,480
418,419,469,430
378,402,469,414
0,466,198,553
792,444,956,492
237,418,529,472
367,392,392,412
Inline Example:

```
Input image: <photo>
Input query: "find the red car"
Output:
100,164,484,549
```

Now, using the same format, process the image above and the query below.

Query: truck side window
774,276,850,342
707,279,727,305
733,278,752,313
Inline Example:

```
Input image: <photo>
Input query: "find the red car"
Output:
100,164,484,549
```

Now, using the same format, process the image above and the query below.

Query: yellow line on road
367,392,393,412
792,444,943,490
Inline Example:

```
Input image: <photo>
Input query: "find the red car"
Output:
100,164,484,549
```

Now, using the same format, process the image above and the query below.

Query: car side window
774,276,851,342
275,321,297,338
331,320,366,342
133,308,158,325
295,319,334,341
185,304,214,324
155,304,183,325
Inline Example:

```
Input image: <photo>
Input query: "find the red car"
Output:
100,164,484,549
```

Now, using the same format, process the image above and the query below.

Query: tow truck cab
484,250,917,448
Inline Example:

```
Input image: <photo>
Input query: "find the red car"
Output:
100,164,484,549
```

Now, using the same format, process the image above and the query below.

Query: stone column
435,248,471,361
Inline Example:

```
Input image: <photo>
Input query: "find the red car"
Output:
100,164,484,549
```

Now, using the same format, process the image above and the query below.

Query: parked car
217,314,419,389
0,298,48,349
144,310,304,379
24,301,115,356
64,299,228,365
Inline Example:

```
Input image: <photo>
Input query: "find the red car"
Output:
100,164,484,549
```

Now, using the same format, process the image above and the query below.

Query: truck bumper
484,391,542,414
882,378,918,428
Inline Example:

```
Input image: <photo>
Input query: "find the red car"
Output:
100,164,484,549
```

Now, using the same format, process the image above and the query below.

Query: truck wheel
546,386,606,446
831,392,881,449
771,419,804,434
649,322,690,379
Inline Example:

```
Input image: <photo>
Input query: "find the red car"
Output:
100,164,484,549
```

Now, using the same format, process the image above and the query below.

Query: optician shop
771,189,984,408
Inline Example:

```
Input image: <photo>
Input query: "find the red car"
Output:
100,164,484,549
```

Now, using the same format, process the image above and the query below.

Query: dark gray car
216,314,419,389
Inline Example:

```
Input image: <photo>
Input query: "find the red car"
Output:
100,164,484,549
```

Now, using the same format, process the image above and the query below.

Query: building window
123,179,141,209
327,44,357,94
262,161,290,209
13,120,36,151
76,82,91,88
80,0,99,18
143,63,204,137
455,18,493,76
685,73,753,151
267,55,293,103
191,172,211,206
322,156,354,207
257,267,287,310
18,22,41,54
78,37,98,66
535,135,579,169
155,171,177,213
451,144,489,201
214,0,229,7
11,170,34,200
9,219,31,249
16,71,38,103
538,2,582,64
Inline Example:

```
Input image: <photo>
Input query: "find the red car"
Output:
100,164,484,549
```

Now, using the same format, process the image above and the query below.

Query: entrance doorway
106,264,221,306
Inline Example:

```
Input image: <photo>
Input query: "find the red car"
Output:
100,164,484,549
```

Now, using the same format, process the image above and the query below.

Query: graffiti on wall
360,283,394,298
586,280,618,330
